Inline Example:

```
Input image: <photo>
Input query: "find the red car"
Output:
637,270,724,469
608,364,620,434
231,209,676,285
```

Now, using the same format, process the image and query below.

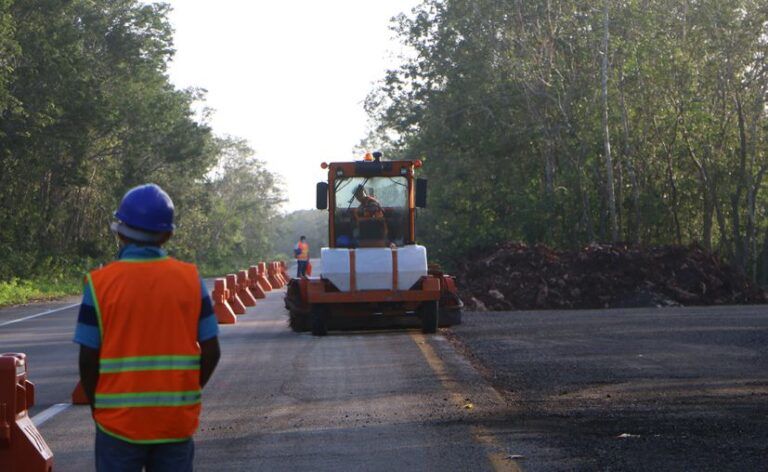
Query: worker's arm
78,345,100,409
200,336,221,388
74,278,101,410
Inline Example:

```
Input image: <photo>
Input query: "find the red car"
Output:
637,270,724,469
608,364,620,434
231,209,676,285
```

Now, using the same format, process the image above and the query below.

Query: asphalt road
448,306,768,471
2,268,766,471
0,273,520,471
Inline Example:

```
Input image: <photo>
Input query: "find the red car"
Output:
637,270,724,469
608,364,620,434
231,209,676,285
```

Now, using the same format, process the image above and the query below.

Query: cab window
333,177,408,248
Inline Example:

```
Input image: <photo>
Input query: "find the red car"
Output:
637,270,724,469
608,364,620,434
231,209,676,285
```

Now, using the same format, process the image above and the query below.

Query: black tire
420,301,438,334
438,309,462,327
311,304,328,336
289,312,309,332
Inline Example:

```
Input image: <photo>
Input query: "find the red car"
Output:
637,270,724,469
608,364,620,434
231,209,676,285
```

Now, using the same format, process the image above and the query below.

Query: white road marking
0,303,80,328
31,403,71,427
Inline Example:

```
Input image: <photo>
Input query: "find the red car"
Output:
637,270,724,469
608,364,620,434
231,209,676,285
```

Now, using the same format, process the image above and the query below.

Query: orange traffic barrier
0,353,54,471
236,270,257,307
267,263,283,288
277,262,288,285
225,275,246,314
248,266,266,299
256,263,272,292
212,278,236,324
71,381,89,405
280,261,291,283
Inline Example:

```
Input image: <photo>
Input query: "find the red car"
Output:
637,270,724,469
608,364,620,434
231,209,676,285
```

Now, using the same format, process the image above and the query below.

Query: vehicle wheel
311,305,328,336
420,301,438,334
438,309,462,327
289,312,309,332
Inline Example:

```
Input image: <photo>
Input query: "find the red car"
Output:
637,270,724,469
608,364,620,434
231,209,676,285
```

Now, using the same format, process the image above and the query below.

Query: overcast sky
165,0,419,212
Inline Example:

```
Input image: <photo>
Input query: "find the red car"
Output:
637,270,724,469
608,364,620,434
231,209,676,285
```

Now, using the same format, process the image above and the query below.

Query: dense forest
273,210,328,259
367,0,768,281
0,0,283,282
3,0,768,291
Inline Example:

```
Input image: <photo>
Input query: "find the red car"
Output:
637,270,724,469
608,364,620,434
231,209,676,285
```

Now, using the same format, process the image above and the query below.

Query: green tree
0,1,284,282
367,0,768,279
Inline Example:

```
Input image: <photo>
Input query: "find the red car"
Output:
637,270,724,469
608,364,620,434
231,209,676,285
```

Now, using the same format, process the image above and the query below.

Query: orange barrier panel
212,278,236,324
280,261,291,283
267,263,283,288
257,263,272,292
0,353,54,472
71,381,89,405
248,267,266,299
225,274,246,315
236,270,257,307
274,262,286,286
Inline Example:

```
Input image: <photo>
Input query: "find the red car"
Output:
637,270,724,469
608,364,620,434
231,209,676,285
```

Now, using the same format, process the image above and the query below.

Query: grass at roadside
0,277,81,307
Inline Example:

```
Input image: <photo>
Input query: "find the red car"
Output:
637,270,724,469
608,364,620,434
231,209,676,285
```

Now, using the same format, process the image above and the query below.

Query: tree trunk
761,225,768,286
601,0,618,242
703,189,713,252
619,69,641,244
732,93,748,271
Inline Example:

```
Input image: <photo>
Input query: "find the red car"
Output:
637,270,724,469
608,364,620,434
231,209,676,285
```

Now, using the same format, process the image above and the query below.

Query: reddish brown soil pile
456,242,767,311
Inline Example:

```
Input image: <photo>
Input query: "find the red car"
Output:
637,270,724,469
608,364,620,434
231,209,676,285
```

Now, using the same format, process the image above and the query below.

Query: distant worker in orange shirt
74,183,221,471
294,235,310,277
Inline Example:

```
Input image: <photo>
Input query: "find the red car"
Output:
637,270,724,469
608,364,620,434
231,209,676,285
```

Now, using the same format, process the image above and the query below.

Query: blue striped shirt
73,245,219,349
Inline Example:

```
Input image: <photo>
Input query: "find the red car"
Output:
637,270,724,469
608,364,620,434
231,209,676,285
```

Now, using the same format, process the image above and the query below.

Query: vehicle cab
316,153,428,248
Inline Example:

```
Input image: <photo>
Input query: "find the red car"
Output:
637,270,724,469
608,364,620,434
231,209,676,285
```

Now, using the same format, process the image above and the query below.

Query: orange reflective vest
87,257,202,444
296,241,309,261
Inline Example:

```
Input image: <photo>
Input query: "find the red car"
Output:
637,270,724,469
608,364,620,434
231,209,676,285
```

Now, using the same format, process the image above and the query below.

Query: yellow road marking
471,425,524,472
410,333,523,472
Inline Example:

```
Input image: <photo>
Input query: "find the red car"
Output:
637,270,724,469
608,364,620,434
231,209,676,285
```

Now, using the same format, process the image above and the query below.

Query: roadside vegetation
0,277,81,307
367,0,768,283
0,1,284,305
272,210,329,259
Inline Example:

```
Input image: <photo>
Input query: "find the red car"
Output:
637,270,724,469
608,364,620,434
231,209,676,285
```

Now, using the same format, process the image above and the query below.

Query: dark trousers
297,260,308,277
95,428,194,472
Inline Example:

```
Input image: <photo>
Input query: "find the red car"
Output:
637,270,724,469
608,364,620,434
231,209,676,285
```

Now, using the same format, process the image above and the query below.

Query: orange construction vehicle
284,152,463,335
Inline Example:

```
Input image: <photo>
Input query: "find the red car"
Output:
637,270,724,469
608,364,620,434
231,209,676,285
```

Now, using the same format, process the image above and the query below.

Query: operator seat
357,216,388,247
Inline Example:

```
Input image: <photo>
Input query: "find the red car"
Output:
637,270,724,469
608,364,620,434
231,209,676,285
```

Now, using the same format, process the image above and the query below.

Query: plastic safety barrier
225,275,246,314
279,261,291,283
236,271,257,307
211,278,237,324
256,263,273,292
267,263,283,288
0,353,54,472
247,267,266,299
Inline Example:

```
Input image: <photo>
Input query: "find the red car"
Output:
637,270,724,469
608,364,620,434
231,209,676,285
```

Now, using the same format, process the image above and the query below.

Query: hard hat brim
110,221,169,243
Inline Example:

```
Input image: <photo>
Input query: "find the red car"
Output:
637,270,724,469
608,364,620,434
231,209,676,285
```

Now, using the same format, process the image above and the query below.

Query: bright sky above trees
165,0,419,211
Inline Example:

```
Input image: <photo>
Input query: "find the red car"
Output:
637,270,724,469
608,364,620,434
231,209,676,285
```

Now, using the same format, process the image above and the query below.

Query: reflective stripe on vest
88,257,202,444
99,355,201,373
95,390,201,408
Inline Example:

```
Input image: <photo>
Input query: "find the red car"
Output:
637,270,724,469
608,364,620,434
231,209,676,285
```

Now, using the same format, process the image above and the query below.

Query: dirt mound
456,242,767,311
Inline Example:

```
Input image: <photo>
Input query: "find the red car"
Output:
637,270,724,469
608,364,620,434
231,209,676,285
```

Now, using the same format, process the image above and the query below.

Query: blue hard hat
114,183,175,233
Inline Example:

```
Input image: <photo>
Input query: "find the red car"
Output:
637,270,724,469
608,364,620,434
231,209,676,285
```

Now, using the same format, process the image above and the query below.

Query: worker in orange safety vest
74,183,221,471
294,235,310,277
